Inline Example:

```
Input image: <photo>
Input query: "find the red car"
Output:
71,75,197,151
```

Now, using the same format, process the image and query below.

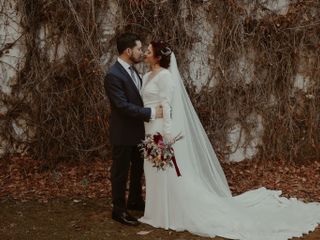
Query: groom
104,32,162,226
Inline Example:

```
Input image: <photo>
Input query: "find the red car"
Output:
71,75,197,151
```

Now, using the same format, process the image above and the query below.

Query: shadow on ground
0,198,319,240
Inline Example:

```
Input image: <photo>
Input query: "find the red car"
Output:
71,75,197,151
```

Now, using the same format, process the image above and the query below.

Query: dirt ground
0,197,319,240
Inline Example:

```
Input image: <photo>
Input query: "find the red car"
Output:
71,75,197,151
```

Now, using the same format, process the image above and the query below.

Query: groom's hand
155,105,163,119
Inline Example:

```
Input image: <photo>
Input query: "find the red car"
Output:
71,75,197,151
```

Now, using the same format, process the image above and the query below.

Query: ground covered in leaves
0,156,320,239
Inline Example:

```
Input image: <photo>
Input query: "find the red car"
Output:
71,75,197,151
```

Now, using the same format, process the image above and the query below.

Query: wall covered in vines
0,0,319,164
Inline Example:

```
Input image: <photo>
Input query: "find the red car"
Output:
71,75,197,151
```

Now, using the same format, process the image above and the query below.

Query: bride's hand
155,105,163,118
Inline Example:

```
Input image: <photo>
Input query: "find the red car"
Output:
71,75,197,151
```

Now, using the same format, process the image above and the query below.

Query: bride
139,40,320,240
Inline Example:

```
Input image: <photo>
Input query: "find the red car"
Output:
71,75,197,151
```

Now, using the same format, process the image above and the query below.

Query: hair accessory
160,47,172,56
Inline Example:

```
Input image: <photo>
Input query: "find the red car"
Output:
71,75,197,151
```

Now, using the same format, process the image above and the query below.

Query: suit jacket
104,61,151,146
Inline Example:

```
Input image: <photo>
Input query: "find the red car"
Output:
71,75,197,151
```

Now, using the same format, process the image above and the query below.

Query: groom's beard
129,55,143,64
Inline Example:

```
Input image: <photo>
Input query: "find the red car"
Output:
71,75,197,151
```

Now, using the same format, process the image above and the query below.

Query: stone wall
0,0,319,162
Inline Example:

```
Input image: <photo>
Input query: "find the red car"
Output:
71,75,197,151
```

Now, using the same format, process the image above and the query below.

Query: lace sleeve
157,70,174,139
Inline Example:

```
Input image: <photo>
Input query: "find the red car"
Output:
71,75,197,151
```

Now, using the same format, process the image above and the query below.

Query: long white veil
168,53,232,198
140,52,320,240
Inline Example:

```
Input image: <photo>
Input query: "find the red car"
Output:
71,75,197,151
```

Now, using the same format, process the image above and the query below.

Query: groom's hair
116,32,141,54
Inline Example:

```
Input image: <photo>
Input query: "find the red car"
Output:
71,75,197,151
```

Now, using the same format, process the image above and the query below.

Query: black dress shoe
112,211,140,226
127,201,145,211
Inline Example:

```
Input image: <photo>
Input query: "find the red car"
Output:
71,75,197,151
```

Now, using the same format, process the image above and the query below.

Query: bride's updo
150,41,172,69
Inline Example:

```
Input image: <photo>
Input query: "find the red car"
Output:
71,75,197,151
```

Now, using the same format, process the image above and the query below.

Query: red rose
153,132,163,144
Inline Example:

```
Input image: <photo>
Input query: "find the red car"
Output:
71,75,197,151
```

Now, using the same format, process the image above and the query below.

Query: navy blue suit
105,61,151,145
104,61,151,212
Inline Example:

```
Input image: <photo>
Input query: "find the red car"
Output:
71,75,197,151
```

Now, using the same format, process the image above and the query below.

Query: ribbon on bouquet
171,156,181,177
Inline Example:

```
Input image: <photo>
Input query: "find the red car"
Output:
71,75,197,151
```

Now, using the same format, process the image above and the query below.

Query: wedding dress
139,53,320,240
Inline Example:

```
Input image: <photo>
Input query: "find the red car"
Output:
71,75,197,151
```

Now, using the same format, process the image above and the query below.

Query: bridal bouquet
139,132,183,177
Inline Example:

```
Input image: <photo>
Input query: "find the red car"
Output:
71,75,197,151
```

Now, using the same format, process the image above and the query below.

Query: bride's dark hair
150,41,172,69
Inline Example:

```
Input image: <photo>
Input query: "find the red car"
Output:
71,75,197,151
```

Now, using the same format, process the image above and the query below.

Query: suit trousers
111,145,144,212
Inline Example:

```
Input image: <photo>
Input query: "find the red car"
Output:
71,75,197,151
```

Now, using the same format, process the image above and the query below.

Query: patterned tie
129,66,140,90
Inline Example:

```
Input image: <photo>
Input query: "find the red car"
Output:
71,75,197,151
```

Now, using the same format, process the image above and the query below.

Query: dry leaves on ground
0,156,319,202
